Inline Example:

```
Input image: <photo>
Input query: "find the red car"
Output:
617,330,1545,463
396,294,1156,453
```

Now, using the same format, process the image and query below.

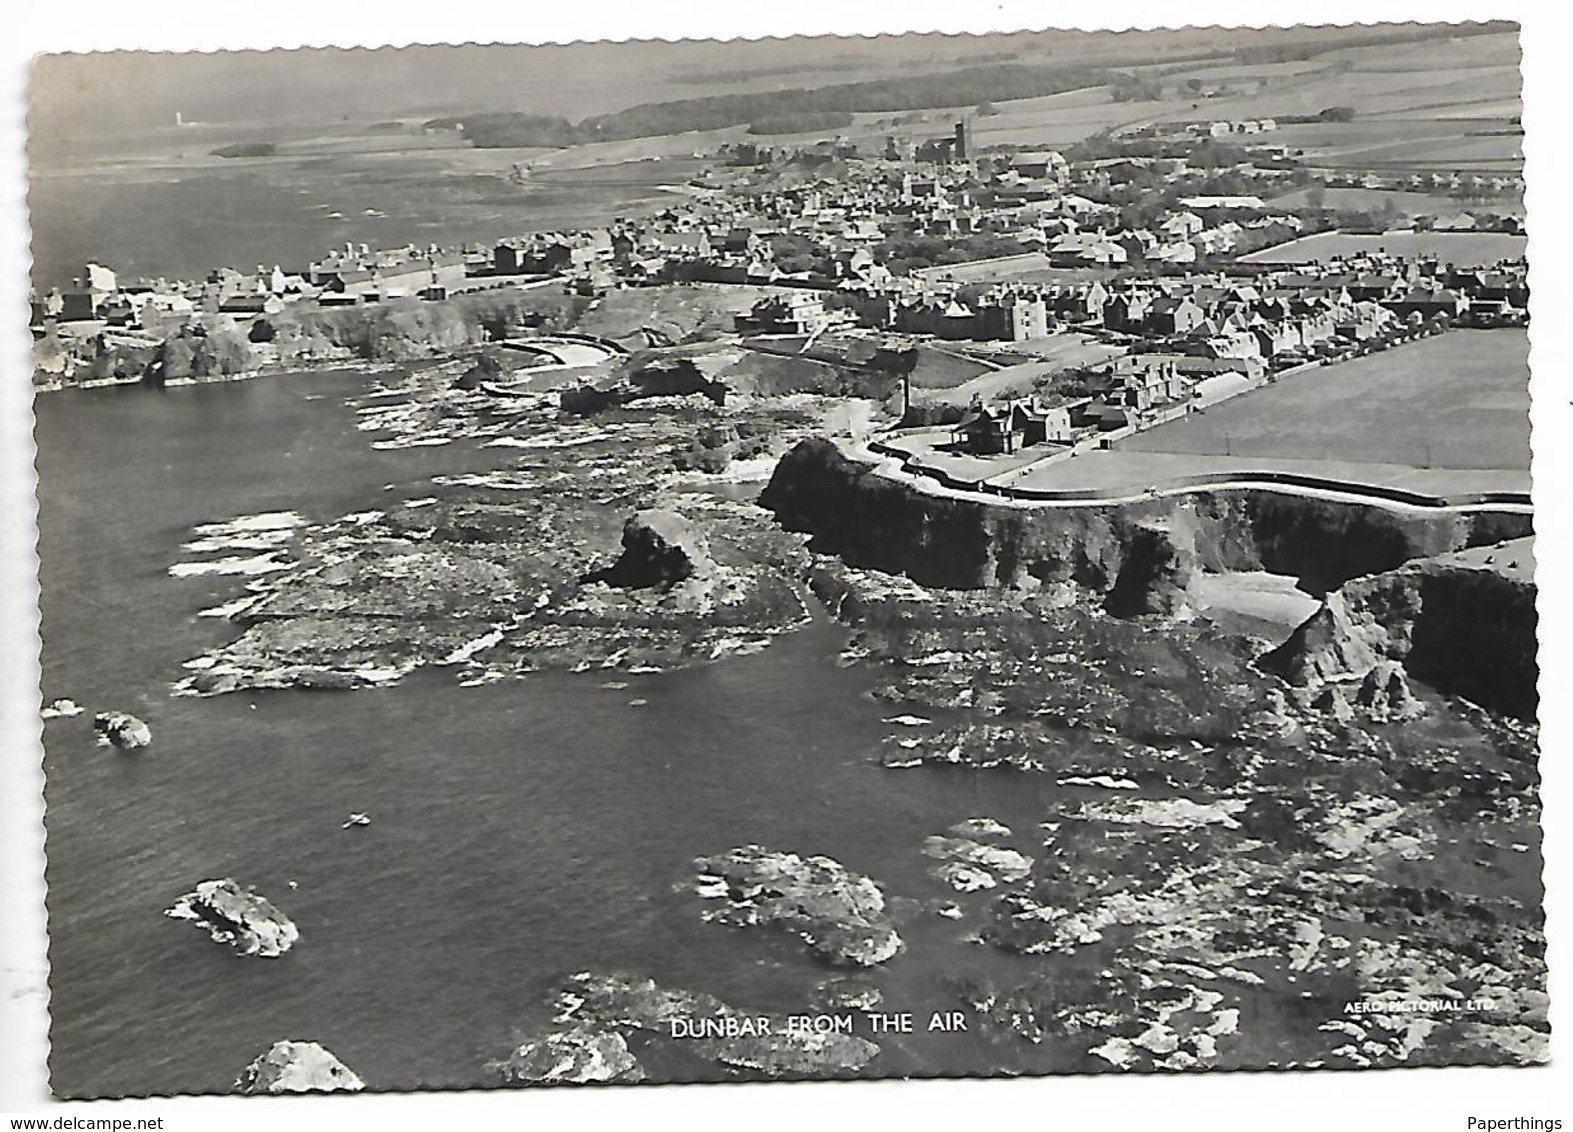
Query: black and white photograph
1,3,1567,1125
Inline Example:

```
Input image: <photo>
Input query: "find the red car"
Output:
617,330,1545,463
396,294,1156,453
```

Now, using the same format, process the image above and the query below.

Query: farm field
881,329,1531,501
659,31,1523,170
1114,33,1522,175
1267,186,1523,218
1123,328,1530,473
1268,120,1522,170
1241,229,1527,264
1146,34,1520,123
1326,131,1522,170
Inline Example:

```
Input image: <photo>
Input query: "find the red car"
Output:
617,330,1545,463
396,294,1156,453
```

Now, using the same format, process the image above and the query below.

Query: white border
3,3,1567,1128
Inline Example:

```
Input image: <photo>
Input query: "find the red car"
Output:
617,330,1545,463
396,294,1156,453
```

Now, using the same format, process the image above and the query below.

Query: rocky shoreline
142,352,1545,1080
171,366,834,695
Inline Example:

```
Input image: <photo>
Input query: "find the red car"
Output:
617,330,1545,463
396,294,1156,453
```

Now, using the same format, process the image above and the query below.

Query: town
31,112,1527,475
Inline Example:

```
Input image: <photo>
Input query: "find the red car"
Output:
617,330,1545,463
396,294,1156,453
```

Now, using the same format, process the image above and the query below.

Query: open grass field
914,334,1122,406
1267,186,1523,218
880,329,1530,502
912,252,1120,287
1124,328,1530,473
1010,448,1529,499
1241,230,1527,265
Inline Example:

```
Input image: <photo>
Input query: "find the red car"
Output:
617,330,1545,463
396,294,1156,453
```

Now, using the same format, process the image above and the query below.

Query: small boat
341,812,372,829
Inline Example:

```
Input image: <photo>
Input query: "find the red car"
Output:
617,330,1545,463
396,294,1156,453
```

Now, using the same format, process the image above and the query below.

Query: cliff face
1265,556,1538,721
761,439,1529,599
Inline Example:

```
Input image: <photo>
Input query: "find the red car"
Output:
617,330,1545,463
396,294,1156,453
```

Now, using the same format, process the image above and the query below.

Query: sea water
34,371,1063,1095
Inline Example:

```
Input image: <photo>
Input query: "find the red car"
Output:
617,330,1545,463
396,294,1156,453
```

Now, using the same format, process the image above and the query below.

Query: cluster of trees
1277,106,1358,125
423,113,581,148
1109,74,1165,102
746,111,854,136
210,142,277,158
874,233,1031,275
687,58,868,86
769,233,828,275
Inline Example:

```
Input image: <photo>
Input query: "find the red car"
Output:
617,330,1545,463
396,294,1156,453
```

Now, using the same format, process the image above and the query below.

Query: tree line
426,62,1116,148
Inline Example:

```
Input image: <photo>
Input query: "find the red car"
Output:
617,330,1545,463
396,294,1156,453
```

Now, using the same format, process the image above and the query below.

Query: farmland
1241,230,1528,265
957,329,1534,502
1123,328,1530,474
544,29,1523,175
875,330,1531,500
1267,186,1524,218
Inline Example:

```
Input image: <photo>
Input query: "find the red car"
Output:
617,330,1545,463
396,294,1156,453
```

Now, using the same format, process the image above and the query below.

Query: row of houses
305,244,468,303
950,359,1204,454
34,239,479,329
735,239,1530,351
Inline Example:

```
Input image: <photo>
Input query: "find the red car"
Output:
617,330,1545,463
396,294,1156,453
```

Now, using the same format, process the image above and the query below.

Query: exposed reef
693,845,905,967
172,376,831,695
235,1041,365,1094
94,710,151,749
802,550,1545,1071
165,878,299,957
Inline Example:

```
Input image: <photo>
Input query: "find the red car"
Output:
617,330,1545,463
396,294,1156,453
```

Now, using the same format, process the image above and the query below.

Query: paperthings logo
1465,1120,1564,1131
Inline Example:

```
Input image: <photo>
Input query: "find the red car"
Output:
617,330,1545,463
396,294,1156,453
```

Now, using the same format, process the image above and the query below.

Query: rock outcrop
94,711,151,749
494,1028,645,1084
1353,658,1426,721
236,1040,364,1094
923,834,1034,891
592,509,714,590
693,845,904,966
453,350,506,391
1103,519,1199,618
165,878,299,957
1260,591,1385,688
1263,542,1537,720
